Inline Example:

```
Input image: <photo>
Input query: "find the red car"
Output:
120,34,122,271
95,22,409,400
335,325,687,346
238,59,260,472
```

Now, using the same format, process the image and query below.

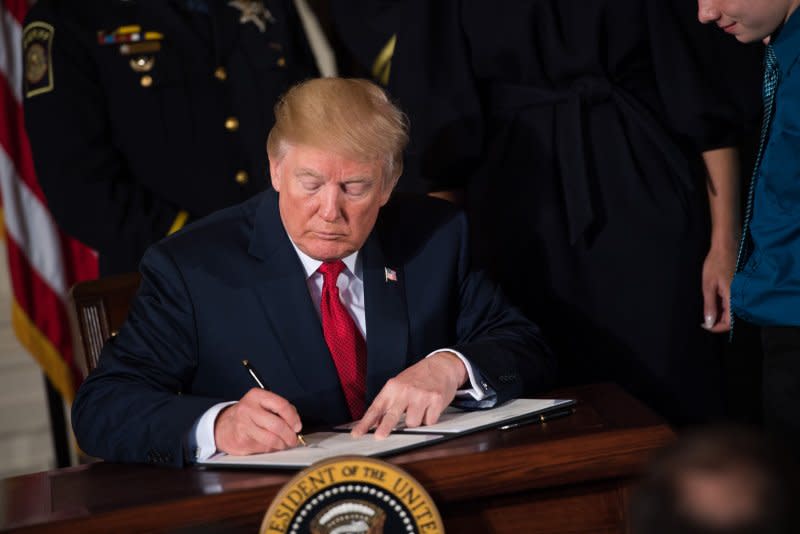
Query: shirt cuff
424,348,497,406
189,401,236,461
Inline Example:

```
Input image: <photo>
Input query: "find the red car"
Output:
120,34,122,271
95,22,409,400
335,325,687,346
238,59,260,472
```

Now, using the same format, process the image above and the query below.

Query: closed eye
342,181,373,196
300,179,323,192
296,170,324,192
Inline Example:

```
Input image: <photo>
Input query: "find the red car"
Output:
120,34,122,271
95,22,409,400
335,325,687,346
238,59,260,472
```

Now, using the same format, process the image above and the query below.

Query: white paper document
335,398,576,434
198,432,445,469
399,398,575,434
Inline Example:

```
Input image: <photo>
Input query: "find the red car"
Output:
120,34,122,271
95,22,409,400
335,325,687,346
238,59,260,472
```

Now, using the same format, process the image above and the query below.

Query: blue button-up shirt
732,11,800,326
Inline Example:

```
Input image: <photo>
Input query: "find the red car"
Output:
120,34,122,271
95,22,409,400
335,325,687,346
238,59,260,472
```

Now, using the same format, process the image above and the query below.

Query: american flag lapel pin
384,267,397,283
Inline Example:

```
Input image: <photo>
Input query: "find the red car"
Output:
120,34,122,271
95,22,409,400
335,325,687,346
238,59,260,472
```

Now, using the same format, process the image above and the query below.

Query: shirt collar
773,10,800,78
289,237,361,280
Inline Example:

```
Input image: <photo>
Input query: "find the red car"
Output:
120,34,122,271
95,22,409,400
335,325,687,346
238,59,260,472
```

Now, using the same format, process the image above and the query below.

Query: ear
269,157,281,192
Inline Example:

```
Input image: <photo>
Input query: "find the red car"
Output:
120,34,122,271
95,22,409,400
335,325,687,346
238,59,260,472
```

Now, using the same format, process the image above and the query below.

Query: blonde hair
267,78,409,187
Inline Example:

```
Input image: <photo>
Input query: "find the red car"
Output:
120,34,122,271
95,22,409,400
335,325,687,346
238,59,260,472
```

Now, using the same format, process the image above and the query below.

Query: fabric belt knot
488,77,693,244
572,76,613,105
318,260,367,420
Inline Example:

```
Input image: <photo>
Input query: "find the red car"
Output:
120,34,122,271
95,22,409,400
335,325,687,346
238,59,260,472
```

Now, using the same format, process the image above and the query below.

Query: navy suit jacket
72,191,555,466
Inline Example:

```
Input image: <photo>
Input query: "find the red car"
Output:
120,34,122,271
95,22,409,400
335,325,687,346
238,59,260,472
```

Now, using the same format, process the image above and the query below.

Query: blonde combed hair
267,78,409,188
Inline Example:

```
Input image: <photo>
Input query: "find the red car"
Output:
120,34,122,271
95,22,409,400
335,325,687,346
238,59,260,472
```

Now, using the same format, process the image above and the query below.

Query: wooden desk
1,384,674,533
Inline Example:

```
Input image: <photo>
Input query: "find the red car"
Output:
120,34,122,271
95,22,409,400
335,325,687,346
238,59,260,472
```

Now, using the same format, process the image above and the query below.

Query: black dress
336,0,762,423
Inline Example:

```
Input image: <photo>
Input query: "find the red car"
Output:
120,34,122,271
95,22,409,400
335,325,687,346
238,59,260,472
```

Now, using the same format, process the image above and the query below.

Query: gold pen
241,359,307,447
498,406,575,431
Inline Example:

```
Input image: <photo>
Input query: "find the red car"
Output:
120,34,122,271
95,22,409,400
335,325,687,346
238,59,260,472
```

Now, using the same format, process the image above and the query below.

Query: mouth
720,21,737,33
312,231,346,240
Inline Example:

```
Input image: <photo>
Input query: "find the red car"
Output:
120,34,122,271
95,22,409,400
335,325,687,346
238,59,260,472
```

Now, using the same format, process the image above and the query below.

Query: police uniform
23,0,318,275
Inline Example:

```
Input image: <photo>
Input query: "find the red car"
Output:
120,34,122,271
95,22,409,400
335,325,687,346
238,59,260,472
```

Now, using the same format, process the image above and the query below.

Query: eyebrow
295,168,324,179
342,176,373,184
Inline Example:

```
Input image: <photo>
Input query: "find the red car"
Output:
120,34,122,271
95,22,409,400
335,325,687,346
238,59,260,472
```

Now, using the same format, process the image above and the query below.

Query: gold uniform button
140,75,153,87
225,116,239,131
234,171,249,185
214,66,227,81
276,57,286,68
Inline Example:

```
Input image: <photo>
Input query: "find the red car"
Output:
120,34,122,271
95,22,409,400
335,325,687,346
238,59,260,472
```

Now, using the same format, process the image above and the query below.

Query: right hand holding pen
214,388,303,455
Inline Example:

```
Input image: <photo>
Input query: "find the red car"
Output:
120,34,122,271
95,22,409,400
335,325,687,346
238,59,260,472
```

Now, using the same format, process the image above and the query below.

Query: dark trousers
761,325,800,450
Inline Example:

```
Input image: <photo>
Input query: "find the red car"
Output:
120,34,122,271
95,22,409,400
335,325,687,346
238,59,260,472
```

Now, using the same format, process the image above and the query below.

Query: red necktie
318,261,367,419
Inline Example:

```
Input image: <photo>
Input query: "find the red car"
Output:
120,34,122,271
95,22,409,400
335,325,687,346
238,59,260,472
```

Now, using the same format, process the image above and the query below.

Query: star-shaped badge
228,0,275,33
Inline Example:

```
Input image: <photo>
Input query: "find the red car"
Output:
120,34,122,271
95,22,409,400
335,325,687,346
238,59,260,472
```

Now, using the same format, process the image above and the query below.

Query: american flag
0,0,98,403
384,267,397,282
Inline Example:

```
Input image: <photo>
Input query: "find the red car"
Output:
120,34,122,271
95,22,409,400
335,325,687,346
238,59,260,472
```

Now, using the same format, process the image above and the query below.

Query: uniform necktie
318,261,367,420
735,44,780,274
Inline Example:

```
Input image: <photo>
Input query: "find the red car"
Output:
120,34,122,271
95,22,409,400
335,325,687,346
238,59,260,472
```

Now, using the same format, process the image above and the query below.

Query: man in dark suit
72,78,555,466
23,0,317,275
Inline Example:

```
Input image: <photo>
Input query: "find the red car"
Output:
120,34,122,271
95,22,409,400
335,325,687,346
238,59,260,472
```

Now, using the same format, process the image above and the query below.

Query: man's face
697,0,799,43
270,144,392,261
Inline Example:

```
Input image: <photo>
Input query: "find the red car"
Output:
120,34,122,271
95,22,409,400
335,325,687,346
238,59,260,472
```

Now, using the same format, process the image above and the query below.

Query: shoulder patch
23,21,55,98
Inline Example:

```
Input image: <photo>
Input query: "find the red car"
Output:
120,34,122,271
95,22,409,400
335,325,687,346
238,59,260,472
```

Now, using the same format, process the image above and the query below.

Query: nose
318,184,343,222
697,0,719,23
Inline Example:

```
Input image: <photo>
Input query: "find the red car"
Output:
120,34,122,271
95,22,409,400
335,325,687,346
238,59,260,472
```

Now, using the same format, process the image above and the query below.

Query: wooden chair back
69,272,141,375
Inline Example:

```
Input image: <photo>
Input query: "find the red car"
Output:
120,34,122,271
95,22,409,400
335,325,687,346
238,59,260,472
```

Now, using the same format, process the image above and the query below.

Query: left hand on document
351,351,468,439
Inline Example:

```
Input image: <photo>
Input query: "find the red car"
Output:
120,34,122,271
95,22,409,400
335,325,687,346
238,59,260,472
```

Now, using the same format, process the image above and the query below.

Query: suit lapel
248,193,350,420
215,0,281,70
210,0,242,64
362,230,409,402
157,0,212,55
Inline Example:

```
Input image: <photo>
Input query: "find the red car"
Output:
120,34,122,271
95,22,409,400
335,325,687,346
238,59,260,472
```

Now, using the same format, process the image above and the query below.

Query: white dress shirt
191,242,493,461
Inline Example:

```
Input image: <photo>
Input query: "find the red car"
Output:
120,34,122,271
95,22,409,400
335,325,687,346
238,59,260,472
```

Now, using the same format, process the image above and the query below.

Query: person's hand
701,241,736,333
351,352,468,439
214,388,303,455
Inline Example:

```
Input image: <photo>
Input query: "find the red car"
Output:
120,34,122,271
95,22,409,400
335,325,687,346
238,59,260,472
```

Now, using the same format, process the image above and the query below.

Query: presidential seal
261,456,445,534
